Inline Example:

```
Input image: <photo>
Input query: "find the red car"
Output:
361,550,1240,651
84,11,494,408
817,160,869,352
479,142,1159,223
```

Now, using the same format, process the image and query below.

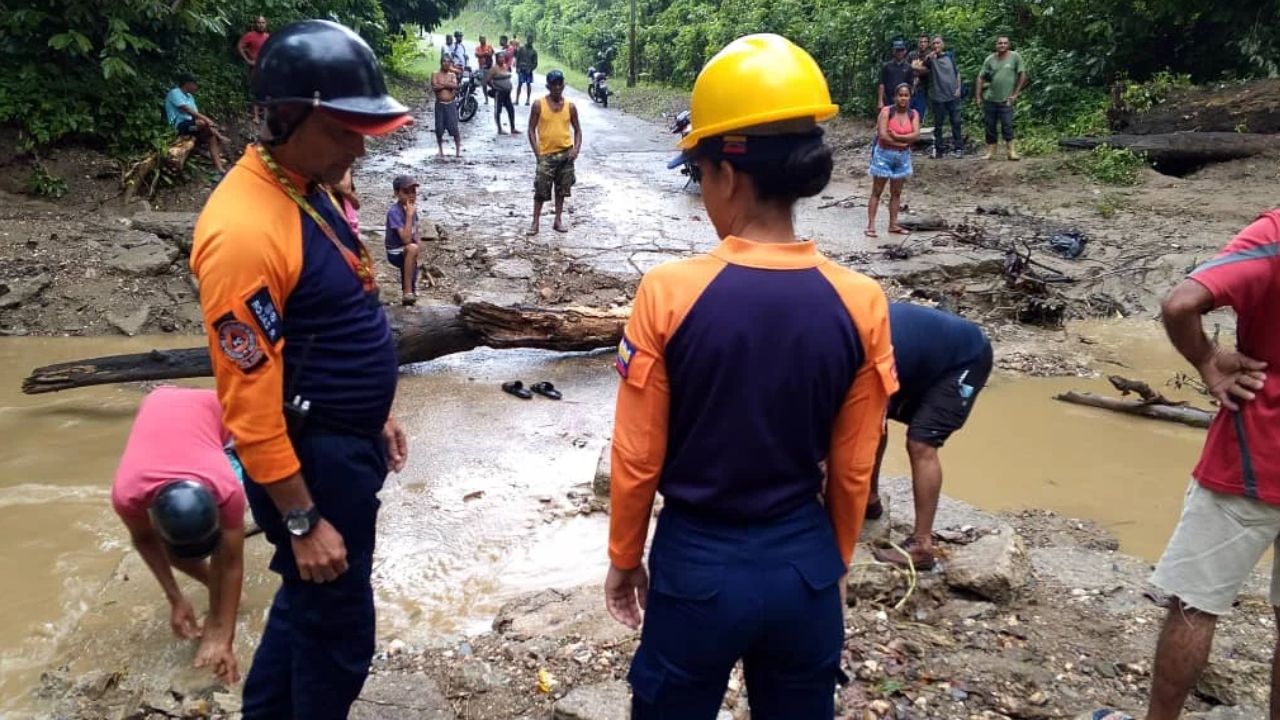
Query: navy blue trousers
241,432,387,720
629,501,847,719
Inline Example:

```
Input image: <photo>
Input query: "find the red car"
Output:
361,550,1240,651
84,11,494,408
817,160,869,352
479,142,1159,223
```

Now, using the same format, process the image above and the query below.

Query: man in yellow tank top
526,70,582,235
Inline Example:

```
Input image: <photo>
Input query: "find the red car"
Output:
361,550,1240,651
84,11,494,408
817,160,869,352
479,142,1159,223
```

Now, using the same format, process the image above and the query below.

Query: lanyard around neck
255,144,378,294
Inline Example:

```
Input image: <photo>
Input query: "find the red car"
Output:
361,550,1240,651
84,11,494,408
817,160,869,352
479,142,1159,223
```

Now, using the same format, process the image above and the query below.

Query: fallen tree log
1115,78,1280,135
123,136,197,204
1059,132,1280,169
1053,391,1213,429
21,302,628,395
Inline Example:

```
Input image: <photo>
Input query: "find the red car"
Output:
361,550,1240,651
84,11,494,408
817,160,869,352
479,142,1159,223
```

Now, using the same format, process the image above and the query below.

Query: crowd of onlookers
867,34,1027,236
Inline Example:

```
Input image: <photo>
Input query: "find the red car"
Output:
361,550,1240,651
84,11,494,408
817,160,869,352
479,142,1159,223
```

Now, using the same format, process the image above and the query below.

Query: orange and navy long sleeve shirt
608,235,897,569
190,147,398,485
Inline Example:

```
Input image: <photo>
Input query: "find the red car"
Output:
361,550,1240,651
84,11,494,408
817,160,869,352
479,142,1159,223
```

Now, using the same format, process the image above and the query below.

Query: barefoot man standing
526,70,582,235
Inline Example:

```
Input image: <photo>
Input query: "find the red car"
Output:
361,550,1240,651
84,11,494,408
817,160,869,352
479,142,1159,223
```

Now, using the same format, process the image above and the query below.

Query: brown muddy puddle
0,319,1216,713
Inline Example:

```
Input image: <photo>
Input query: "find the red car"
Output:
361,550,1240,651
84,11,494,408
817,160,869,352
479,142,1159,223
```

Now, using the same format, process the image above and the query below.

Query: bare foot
864,228,879,238
888,226,911,235
553,221,568,233
526,225,540,236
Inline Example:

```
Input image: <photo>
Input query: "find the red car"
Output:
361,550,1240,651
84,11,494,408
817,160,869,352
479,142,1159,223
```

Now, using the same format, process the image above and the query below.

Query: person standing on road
450,30,468,70
866,83,919,238
238,16,270,125
432,56,462,159
862,303,992,570
877,40,915,111
475,35,494,106
112,386,247,686
385,175,421,305
190,20,411,719
516,34,539,106
606,33,897,719
1088,211,1277,720
907,33,931,123
488,47,517,135
441,34,455,66
975,36,1027,161
920,35,963,158
526,70,581,235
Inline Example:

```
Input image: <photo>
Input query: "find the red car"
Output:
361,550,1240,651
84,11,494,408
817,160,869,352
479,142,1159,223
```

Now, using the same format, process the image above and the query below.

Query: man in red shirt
1100,211,1277,720
238,16,270,123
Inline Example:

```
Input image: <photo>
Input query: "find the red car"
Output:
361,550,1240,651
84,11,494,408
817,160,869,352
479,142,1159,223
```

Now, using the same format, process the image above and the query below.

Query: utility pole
628,0,637,88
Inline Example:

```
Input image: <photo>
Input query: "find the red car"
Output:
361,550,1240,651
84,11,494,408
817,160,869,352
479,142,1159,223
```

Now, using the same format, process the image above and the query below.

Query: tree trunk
1059,133,1280,169
1114,78,1280,135
123,136,197,203
21,302,628,395
1053,391,1213,429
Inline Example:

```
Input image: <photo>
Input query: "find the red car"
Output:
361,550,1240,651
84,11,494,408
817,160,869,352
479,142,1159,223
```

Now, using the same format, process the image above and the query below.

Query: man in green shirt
974,36,1027,161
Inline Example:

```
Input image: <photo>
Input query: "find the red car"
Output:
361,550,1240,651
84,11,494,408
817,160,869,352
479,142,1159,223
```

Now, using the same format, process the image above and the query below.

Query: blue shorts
518,69,534,85
869,143,913,180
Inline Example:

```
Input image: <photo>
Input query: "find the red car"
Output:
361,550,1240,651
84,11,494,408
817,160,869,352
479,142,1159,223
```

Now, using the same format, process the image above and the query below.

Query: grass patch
1067,144,1147,186
610,83,691,120
1095,191,1130,218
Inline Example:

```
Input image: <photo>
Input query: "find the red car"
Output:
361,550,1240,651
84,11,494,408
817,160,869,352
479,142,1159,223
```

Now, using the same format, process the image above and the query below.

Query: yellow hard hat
678,33,839,150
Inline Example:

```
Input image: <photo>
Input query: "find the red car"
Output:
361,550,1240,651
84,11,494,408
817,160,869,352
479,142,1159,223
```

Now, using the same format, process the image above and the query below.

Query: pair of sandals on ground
865,225,911,239
501,380,562,400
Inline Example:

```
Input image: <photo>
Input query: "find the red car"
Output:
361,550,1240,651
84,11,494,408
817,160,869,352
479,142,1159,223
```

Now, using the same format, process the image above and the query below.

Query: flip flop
501,380,533,399
864,229,879,238
873,537,936,571
529,381,562,400
888,226,911,235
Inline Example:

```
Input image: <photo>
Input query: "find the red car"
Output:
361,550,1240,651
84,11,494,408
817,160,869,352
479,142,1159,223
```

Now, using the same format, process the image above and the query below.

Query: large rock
553,681,630,720
1029,545,1154,614
106,304,151,336
129,211,197,253
491,257,536,280
350,673,456,719
0,273,50,309
493,586,633,644
105,232,179,276
1195,659,1271,708
944,530,1031,603
592,440,611,497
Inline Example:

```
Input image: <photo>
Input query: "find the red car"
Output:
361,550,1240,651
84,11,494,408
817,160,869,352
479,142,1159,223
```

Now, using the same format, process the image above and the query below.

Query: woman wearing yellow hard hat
605,33,897,718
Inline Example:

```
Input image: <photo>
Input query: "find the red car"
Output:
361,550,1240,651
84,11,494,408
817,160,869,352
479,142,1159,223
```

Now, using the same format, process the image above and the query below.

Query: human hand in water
604,563,648,629
169,595,201,639
194,634,240,685
1198,349,1267,412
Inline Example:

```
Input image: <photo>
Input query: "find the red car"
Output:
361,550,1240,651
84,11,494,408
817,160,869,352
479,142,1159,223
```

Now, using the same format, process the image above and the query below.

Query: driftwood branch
1054,391,1213,429
1059,132,1280,167
22,302,628,395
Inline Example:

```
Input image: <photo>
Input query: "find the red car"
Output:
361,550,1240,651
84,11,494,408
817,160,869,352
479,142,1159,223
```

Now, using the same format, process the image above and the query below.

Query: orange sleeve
819,263,897,566
607,256,724,569
190,180,302,485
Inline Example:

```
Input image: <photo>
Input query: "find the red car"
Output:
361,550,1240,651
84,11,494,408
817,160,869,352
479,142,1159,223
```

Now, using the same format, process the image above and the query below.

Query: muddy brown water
0,320,1213,713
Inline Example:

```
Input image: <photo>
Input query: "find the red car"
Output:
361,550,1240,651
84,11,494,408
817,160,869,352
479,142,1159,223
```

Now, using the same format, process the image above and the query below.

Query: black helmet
252,19,408,119
148,480,221,559
546,70,565,85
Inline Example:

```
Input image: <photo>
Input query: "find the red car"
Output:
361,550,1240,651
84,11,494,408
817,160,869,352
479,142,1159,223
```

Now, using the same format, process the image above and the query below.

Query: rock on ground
945,529,1031,603
104,231,179,276
0,273,50,309
592,440,611,497
350,672,456,719
552,681,630,720
493,587,634,645
105,304,150,336
129,211,197,253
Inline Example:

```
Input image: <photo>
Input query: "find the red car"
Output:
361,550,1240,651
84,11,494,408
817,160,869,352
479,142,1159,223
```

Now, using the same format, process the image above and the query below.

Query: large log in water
1054,391,1213,429
21,302,628,395
1059,133,1280,168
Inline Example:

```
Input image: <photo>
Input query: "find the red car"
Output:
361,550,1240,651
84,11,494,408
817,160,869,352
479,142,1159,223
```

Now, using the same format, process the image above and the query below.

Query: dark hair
178,72,196,85
707,132,833,203
918,33,930,39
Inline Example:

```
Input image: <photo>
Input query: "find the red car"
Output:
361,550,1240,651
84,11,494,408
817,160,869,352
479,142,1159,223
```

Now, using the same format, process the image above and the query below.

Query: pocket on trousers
649,559,725,601
1218,494,1280,529
790,548,847,592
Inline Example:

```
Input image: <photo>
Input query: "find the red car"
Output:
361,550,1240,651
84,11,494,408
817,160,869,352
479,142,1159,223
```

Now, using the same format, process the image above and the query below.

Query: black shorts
176,119,199,136
889,342,993,447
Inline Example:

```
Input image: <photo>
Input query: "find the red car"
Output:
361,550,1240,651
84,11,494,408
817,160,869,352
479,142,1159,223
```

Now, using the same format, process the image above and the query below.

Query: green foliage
385,30,431,79
0,0,451,156
1095,191,1128,218
27,164,68,199
1069,144,1146,186
1120,71,1193,113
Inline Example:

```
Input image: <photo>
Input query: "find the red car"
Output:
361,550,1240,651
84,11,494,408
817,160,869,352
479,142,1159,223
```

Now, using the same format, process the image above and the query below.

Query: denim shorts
869,143,913,180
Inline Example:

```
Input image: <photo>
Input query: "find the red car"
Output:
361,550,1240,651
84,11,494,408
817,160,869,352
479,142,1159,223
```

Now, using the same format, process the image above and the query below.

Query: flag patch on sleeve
245,286,282,345
614,336,636,378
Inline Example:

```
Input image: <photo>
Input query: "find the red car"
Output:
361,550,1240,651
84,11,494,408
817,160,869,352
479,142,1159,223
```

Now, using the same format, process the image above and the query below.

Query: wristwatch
284,506,321,538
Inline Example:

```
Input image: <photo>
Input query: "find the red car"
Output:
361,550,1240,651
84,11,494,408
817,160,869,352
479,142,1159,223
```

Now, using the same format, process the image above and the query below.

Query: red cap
322,108,414,136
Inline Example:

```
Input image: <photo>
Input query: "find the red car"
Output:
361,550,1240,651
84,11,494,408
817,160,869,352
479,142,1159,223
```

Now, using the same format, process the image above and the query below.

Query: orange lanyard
256,144,378,294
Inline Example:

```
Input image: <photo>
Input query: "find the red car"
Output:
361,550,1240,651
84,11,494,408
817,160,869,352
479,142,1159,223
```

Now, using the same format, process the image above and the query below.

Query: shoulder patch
245,286,283,345
614,335,636,378
215,313,267,373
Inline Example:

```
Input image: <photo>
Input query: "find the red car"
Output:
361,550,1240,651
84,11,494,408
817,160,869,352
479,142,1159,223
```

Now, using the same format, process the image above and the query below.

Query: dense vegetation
474,0,1279,137
0,0,458,156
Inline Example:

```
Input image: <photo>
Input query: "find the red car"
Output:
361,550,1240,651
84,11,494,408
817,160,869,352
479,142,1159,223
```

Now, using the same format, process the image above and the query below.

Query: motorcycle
455,67,482,122
664,110,700,189
586,66,611,108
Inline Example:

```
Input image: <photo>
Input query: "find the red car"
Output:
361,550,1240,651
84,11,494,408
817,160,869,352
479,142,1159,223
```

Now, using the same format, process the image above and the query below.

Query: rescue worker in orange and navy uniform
190,20,411,720
604,34,898,719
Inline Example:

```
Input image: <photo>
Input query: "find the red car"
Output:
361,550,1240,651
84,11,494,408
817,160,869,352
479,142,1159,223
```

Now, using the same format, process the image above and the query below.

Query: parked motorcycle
586,66,611,108
456,67,482,122
664,110,700,189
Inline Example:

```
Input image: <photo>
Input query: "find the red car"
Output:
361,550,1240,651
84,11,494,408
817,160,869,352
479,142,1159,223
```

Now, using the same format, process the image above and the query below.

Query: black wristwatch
284,506,321,538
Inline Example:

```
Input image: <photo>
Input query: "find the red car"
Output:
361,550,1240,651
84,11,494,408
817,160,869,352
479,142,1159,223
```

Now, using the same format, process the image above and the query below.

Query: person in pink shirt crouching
111,386,247,685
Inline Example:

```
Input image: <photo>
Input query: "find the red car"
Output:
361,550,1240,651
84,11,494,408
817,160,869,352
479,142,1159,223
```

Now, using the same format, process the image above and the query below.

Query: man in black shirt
878,40,915,111
906,33,931,122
